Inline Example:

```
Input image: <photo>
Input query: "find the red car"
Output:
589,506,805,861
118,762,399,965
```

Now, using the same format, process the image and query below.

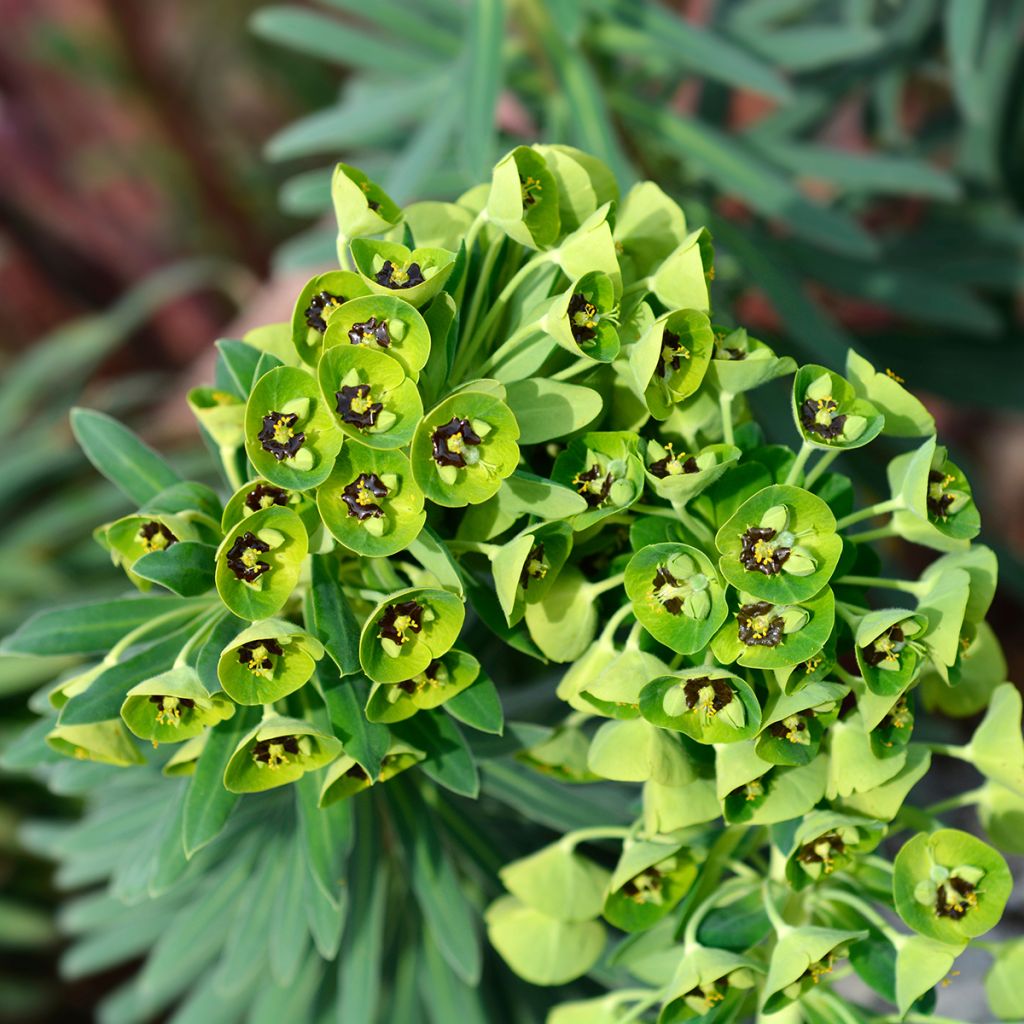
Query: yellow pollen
154,697,182,727
753,538,775,564
886,368,905,383
272,420,294,445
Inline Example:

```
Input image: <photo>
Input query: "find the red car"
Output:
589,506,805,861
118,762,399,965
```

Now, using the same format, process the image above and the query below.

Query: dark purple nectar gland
652,566,684,615
770,714,810,743
739,526,791,576
656,328,690,378
341,472,388,520
396,660,442,694
374,260,424,290
378,600,424,646
335,384,383,430
800,395,847,441
683,677,734,714
863,625,905,668
238,638,284,674
935,877,978,920
520,174,543,209
348,316,391,348
621,867,665,905
148,694,195,726
737,601,785,647
304,291,345,333
519,544,548,590
567,293,599,345
927,470,957,519
431,417,482,468
137,520,178,553
252,734,300,769
798,832,846,874
649,444,698,478
359,179,380,212
245,483,289,513
573,464,613,507
226,532,271,583
258,411,306,461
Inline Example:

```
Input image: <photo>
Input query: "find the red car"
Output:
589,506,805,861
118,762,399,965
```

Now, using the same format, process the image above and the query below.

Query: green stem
835,575,923,595
676,505,717,548
804,448,841,488
444,540,500,557
600,600,635,640
616,990,665,1024
833,665,862,687
925,786,987,817
847,524,900,545
682,877,755,948
106,603,211,662
761,881,792,936
719,391,735,447
172,608,226,669
551,355,594,381
817,888,898,939
458,234,503,357
633,503,678,520
589,571,625,597
560,825,632,849
784,441,814,486
925,741,969,760
835,497,904,532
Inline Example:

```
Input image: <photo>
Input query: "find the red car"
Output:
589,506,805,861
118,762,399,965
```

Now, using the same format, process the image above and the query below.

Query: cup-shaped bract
660,945,761,1021
625,542,728,653
893,828,1012,944
582,648,673,721
854,608,928,697
317,445,425,557
186,387,246,449
214,506,308,620
707,327,797,396
244,366,342,489
46,720,144,767
216,619,324,705
716,485,842,604
649,227,714,313
350,238,456,308
613,180,688,281
411,390,520,508
532,144,618,235
321,293,431,378
542,271,620,363
712,587,835,671
552,430,645,530
643,440,741,505
358,586,465,684
845,349,935,438
631,309,714,420
602,839,696,933
639,668,761,744
98,511,201,590
224,715,341,793
492,521,573,626
783,811,885,890
319,739,424,806
487,145,560,250
291,269,371,366
318,345,423,450
364,648,481,724
121,667,234,744
792,365,884,450
331,162,401,244
762,926,866,1014
500,841,610,923
221,477,319,537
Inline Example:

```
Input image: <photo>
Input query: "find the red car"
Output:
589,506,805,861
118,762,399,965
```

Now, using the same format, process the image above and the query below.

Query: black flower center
567,292,599,345
137,520,178,553
935,877,978,919
520,174,543,208
927,470,956,518
656,328,690,378
737,601,784,647
304,291,345,333
348,316,391,348
573,464,613,507
622,867,664,905
375,260,424,290
341,472,388,520
238,638,284,674
378,599,424,646
800,396,846,440
245,483,289,512
519,543,548,590
258,411,306,461
148,694,195,726
226,532,271,583
798,832,846,871
649,443,698,479
252,734,300,768
431,417,482,468
652,566,685,614
396,660,442,694
336,384,383,430
863,625,906,667
683,676,734,713
739,526,791,576
769,713,812,741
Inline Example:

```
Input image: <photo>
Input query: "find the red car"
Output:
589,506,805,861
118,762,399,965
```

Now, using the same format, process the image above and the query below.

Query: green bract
8,145,1016,1024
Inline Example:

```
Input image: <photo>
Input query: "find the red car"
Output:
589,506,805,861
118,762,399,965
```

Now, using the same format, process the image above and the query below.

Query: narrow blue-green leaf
304,865,346,960
316,666,389,780
70,408,181,505
133,542,216,598
296,774,353,907
444,670,504,735
420,929,490,1024
746,25,884,71
215,339,264,397
461,0,504,179
318,0,460,54
269,836,310,987
389,779,481,984
396,711,479,798
309,554,361,674
279,167,334,217
945,0,990,122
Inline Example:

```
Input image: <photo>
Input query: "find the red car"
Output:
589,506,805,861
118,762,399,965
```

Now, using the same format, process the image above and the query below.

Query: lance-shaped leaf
290,269,370,366
224,715,341,793
217,619,324,705
350,238,456,308
121,666,234,744
321,292,431,378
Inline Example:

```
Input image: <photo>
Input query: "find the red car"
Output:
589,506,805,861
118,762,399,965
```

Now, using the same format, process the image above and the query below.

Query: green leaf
500,841,610,922
182,706,259,857
420,929,490,1024
985,938,1024,1021
389,778,481,984
269,837,310,986
444,670,504,734
133,542,216,598
316,665,390,780
744,25,884,71
396,711,479,798
504,378,603,443
296,773,353,907
460,0,504,180
309,554,361,674
70,408,182,505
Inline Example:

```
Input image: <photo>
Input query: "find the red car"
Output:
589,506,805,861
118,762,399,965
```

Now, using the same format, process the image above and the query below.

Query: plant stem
804,448,841,488
925,786,986,817
817,887,897,938
847,524,900,545
551,355,594,381
560,825,632,849
589,571,625,597
719,391,735,447
677,506,717,548
925,741,969,760
172,608,226,669
835,575,923,595
761,881,792,936
784,441,814,486
835,497,904,531
106,603,212,662
633,503,677,520
445,540,500,557
600,600,635,640
682,876,756,948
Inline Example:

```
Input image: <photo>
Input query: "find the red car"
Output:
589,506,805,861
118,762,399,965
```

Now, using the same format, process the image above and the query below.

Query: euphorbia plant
5,145,1021,1023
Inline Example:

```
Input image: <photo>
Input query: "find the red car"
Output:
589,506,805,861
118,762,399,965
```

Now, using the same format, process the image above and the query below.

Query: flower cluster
7,147,1019,1023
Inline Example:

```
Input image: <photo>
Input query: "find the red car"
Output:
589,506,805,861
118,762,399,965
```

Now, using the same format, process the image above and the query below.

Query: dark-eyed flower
573,464,613,507
738,601,785,647
257,411,306,461
252,733,303,770
927,469,968,520
244,483,289,513
348,316,391,348
655,327,689,378
520,174,544,208
648,442,698,479
374,259,425,290
225,717,341,793
378,600,424,647
796,370,871,446
136,520,177,553
739,526,791,576
121,667,234,745
566,292,600,345
520,544,548,590
769,713,813,745
341,472,388,520
225,532,270,583
304,291,346,333
863,625,907,668
683,676,735,715
147,693,196,727
237,638,284,679
335,384,383,430
431,417,483,468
